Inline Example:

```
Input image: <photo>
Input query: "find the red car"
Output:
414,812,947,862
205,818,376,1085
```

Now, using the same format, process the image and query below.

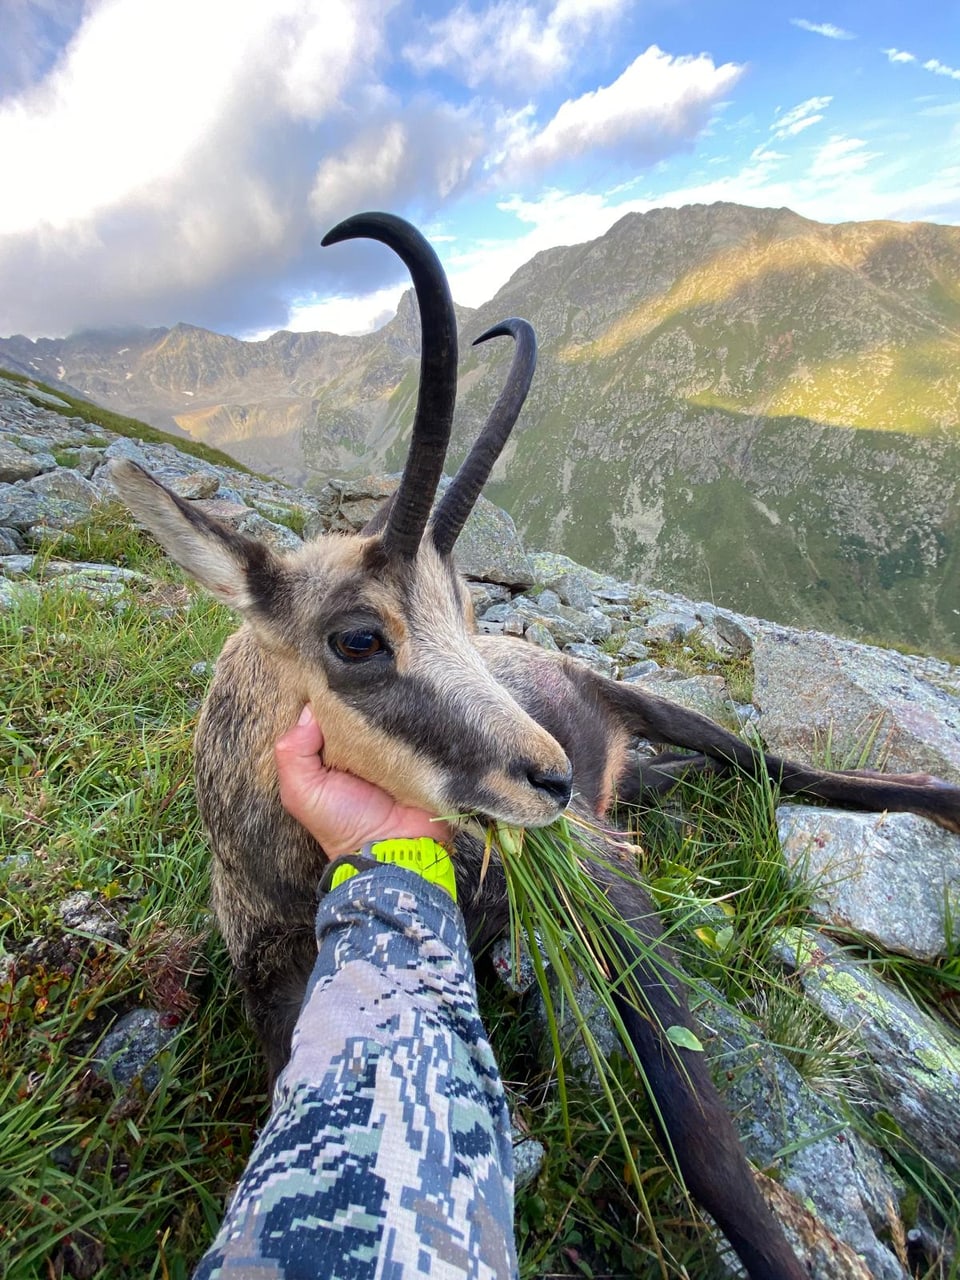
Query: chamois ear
109,459,283,613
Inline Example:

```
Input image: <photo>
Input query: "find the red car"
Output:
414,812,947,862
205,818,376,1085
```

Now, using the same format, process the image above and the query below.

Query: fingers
274,705,453,859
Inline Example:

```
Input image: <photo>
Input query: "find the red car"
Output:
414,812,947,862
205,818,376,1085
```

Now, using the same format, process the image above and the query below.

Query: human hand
274,705,452,860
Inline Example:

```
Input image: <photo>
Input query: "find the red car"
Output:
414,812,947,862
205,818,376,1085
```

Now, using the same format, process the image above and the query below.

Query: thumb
275,705,326,804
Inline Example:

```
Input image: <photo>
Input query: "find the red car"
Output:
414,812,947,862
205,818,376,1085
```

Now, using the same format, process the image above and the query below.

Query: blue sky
1,0,957,339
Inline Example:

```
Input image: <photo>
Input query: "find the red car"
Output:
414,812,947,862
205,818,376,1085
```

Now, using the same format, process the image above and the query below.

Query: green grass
0,368,252,475
2,523,957,1277
0,580,261,1278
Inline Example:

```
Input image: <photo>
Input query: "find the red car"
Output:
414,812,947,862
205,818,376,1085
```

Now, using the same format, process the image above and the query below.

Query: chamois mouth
462,757,574,828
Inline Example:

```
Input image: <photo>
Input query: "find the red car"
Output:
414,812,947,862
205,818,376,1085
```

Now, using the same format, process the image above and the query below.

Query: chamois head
111,212,573,826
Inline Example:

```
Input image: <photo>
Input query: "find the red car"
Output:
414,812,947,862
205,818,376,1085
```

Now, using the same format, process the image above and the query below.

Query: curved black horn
321,212,458,560
430,318,537,557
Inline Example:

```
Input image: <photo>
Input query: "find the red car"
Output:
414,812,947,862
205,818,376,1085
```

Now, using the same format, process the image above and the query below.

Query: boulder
754,628,960,783
777,806,960,960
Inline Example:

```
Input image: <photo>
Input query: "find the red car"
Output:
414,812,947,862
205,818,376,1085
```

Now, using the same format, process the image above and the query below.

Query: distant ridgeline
4,202,960,653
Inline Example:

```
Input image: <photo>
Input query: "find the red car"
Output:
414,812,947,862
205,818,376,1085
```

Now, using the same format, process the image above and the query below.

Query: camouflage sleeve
193,865,517,1279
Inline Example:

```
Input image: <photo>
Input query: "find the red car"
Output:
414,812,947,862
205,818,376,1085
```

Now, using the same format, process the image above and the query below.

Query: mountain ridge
3,201,960,651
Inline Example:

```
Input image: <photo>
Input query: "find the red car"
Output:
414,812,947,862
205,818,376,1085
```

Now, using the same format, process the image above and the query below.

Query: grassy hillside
1,513,958,1277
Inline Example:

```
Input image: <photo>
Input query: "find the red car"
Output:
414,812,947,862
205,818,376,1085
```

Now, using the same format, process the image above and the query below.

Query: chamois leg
237,923,317,1090
601,873,806,1280
601,680,960,832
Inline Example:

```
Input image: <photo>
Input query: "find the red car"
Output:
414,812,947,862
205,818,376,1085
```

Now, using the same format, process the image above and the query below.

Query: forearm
194,866,516,1280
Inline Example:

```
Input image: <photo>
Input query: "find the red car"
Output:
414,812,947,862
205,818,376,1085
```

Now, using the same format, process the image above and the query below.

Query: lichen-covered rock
562,642,617,677
700,997,908,1280
632,672,737,727
523,621,560,651
541,570,595,613
754,628,960,783
641,608,701,644
0,439,45,483
777,806,960,960
96,1008,176,1092
59,891,124,945
774,928,960,1177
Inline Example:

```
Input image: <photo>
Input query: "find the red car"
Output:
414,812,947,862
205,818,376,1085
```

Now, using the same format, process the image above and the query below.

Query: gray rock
753,628,960,783
18,385,71,410
96,1008,176,1093
480,602,514,625
0,554,35,578
0,485,45,529
775,927,960,1177
18,468,100,527
714,611,755,656
620,658,662,681
536,588,562,612
58,891,123,945
449,489,533,588
526,551,612,594
524,621,560,651
0,578,39,608
0,440,44,482
156,468,221,500
700,997,908,1280
543,571,595,613
55,445,105,478
562,643,617,677
467,583,511,614
103,437,150,466
234,510,304,553
635,673,736,727
512,1132,546,1189
307,475,397,535
777,806,960,960
642,609,701,644
543,601,612,644
616,627,650,661
312,474,534,586
0,527,22,553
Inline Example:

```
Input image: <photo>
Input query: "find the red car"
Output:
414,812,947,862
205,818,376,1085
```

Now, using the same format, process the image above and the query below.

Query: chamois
111,212,960,1280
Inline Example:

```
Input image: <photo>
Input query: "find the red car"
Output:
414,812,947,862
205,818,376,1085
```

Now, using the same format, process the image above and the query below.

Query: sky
1,0,958,341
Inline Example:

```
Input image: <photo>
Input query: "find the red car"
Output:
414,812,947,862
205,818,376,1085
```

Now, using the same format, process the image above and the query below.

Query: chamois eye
330,629,389,662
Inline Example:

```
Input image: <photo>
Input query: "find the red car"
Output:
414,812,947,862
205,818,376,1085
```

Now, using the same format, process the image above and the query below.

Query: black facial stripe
340,672,505,778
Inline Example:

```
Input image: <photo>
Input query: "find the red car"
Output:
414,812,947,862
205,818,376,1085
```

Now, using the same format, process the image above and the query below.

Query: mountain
3,202,960,652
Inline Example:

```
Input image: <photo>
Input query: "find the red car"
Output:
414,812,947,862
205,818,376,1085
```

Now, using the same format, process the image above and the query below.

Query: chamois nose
527,762,573,807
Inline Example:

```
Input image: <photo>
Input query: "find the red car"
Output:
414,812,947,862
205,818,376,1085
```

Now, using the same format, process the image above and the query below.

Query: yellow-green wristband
327,837,457,902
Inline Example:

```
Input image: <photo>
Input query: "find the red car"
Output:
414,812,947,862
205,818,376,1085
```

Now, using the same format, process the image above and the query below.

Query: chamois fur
111,212,960,1280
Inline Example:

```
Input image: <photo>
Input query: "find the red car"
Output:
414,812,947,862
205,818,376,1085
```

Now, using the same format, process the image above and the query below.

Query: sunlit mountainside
4,202,960,651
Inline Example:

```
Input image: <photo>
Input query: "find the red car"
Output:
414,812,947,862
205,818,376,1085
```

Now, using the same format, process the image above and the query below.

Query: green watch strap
326,837,457,901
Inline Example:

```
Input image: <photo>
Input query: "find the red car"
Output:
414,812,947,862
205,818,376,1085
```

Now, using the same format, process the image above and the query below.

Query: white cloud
252,283,407,338
923,58,960,82
884,49,960,81
0,0,387,238
790,18,855,39
771,95,832,140
501,46,743,177
809,135,879,180
307,102,487,227
403,0,629,90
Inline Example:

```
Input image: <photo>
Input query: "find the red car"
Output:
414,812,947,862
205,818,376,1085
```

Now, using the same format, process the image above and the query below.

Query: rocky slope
2,372,960,1277
4,202,960,652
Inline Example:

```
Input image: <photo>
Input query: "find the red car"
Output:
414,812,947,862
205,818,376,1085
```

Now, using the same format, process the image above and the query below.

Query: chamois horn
321,211,458,560
430,318,537,556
